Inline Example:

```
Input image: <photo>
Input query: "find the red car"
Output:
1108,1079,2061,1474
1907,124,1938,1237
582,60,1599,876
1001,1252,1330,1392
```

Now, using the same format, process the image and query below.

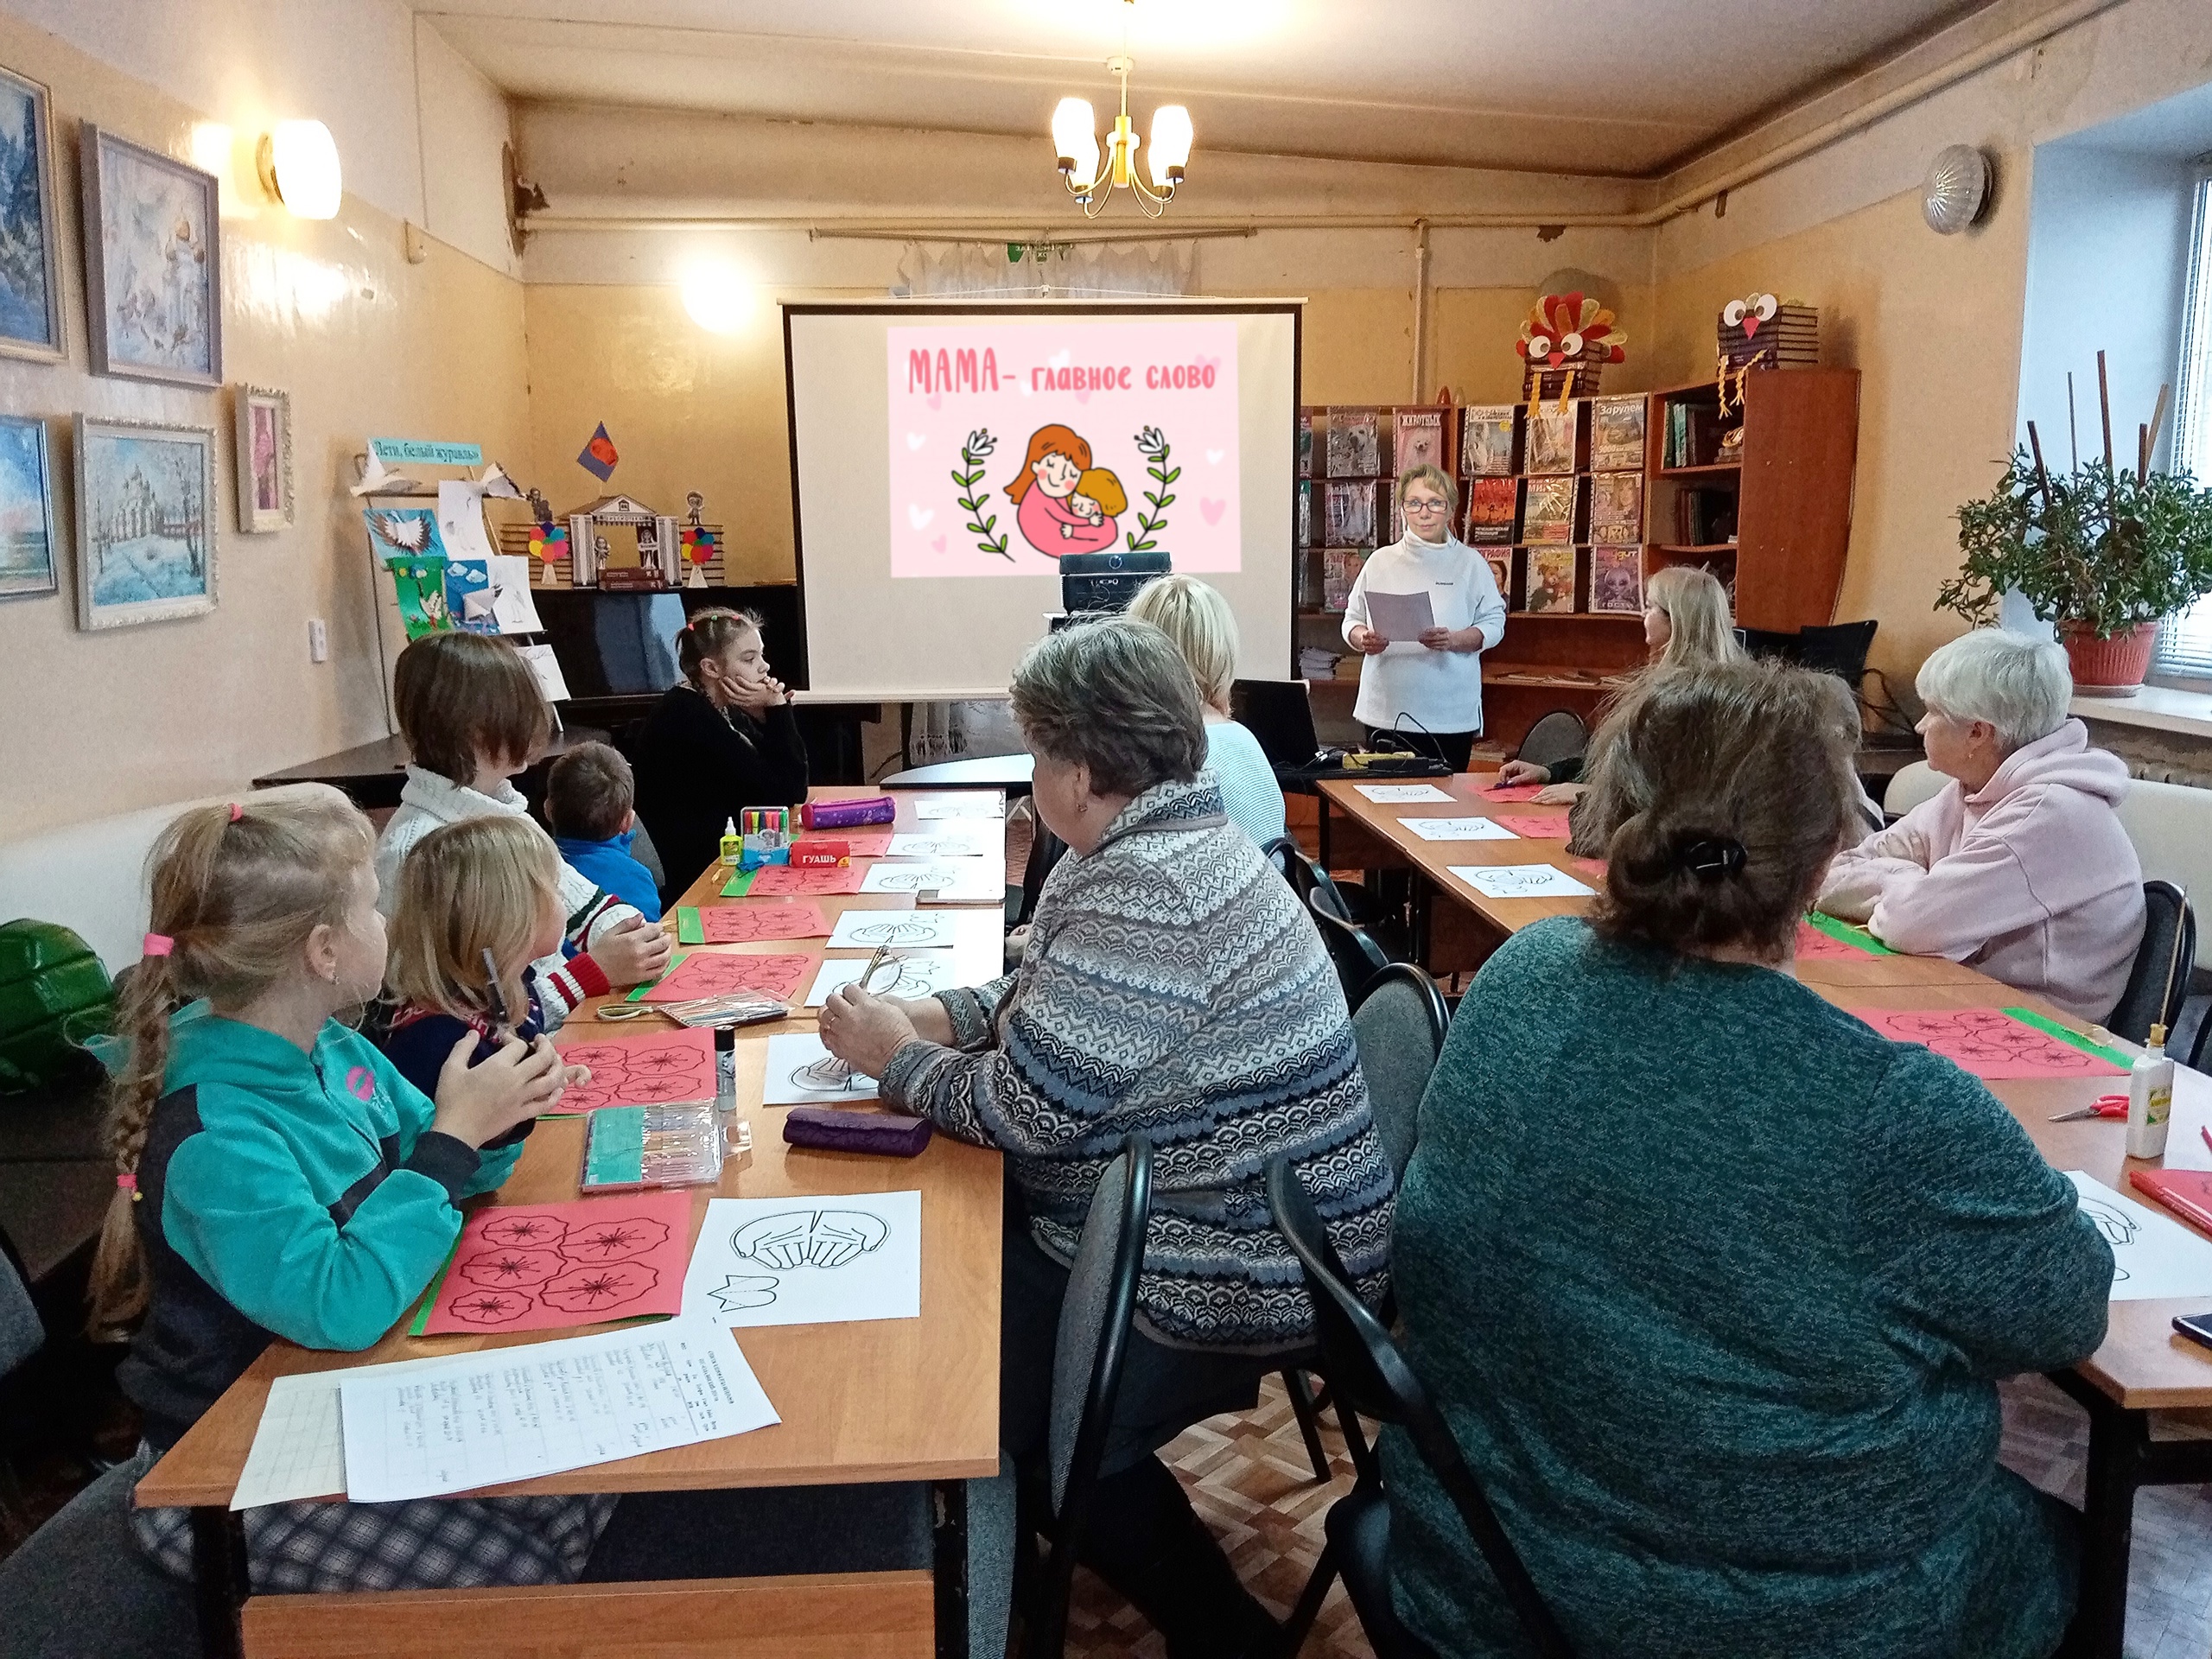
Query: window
2153,168,2212,677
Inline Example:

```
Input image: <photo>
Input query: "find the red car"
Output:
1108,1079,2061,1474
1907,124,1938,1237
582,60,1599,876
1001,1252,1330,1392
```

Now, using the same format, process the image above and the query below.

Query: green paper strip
720,868,756,897
676,907,704,944
407,1232,467,1337
1804,912,1895,957
584,1105,647,1185
625,950,685,1001
2003,1007,2132,1067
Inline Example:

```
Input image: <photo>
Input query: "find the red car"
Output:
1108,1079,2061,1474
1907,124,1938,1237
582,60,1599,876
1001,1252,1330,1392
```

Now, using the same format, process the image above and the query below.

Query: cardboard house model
565,493,680,588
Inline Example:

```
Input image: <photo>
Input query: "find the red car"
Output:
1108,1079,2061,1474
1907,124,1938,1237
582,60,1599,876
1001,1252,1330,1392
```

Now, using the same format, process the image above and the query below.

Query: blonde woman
1126,574,1287,845
1342,463,1509,772
1498,565,1744,798
381,816,596,1104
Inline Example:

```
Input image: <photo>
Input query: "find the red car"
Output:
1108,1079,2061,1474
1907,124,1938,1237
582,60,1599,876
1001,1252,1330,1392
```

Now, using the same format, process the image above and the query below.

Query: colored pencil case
581,1103,726,1191
782,1106,933,1158
801,796,896,829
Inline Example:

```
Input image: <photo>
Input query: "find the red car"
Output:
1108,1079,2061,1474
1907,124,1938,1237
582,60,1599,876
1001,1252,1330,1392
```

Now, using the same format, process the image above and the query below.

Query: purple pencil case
800,796,897,829
782,1106,933,1158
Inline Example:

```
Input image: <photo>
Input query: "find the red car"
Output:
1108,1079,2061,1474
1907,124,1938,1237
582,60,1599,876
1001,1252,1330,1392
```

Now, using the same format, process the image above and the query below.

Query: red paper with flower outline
746,863,866,897
1491,814,1571,840
418,1192,692,1335
639,950,811,1003
1849,1007,2128,1081
1794,921,1872,961
696,903,831,944
1478,783,1546,803
548,1027,717,1113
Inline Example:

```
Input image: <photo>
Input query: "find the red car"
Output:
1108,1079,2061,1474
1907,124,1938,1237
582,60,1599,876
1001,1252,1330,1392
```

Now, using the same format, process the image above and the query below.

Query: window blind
2155,173,2212,678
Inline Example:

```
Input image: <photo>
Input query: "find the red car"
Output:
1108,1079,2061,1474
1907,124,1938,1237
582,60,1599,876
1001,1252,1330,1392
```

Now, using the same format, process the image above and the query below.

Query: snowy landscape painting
0,414,55,597
74,416,216,628
0,66,61,360
81,123,220,386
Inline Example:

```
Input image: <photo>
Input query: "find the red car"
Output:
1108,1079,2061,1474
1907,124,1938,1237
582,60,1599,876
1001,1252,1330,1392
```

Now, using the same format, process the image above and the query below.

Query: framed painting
79,123,220,387
0,414,57,597
0,66,63,362
232,384,291,532
73,414,218,629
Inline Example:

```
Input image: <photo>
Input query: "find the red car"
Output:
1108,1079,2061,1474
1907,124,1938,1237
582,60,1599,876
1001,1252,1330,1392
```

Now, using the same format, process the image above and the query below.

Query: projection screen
784,301,1300,700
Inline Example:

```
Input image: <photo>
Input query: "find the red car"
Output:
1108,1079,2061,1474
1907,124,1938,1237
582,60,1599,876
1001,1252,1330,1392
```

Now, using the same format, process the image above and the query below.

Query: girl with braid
87,789,613,1595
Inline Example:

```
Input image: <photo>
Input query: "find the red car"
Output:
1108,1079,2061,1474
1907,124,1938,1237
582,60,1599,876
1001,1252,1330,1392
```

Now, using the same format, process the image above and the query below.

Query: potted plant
1938,453,2212,694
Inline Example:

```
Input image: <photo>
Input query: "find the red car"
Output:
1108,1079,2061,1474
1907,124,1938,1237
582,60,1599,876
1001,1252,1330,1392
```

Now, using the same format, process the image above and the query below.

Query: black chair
1513,710,1588,776
2110,880,2194,1047
1017,1135,1152,1659
1267,1160,1575,1659
0,1461,198,1659
1275,836,1389,932
1737,621,1878,685
1012,819,1070,929
1310,889,1392,1002
1351,963,1451,1185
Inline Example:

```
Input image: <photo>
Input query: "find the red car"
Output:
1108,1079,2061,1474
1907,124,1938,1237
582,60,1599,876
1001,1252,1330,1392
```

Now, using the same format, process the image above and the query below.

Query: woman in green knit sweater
1388,659,2113,1659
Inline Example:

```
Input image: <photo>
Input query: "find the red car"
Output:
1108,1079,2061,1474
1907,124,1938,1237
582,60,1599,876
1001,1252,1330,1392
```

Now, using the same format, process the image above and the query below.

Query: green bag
0,918,115,1093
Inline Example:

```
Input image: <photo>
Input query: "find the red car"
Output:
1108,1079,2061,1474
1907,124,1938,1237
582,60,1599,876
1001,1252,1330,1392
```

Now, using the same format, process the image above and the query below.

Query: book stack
1718,305,1818,372
1674,488,1738,547
1299,646,1344,683
1662,402,1725,468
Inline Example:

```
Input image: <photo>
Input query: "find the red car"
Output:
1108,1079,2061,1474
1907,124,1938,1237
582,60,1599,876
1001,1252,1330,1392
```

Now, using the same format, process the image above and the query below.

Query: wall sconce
682,264,752,334
256,120,342,219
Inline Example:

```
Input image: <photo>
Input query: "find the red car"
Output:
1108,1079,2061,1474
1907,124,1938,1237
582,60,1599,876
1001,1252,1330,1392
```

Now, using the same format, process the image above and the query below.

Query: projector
1060,550,1170,617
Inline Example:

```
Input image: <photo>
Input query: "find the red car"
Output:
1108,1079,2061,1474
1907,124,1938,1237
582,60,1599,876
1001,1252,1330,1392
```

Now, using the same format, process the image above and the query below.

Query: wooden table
1322,771,2212,1658
139,787,1012,1659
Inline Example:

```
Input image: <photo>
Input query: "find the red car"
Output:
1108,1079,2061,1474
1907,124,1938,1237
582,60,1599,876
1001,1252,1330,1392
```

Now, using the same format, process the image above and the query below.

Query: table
1320,772,2212,1658
880,754,1033,795
138,787,1013,1659
251,728,610,814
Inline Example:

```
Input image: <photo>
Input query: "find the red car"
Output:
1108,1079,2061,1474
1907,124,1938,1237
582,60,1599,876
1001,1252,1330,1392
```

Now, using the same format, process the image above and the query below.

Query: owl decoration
1516,292,1627,403
1714,293,1819,419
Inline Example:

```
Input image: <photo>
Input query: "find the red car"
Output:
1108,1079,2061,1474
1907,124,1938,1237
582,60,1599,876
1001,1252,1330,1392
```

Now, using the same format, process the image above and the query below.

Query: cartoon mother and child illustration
1005,424,1127,558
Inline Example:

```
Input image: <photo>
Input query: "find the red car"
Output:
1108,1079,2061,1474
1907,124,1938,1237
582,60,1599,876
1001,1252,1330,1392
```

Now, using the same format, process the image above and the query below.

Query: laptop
1231,678,1324,770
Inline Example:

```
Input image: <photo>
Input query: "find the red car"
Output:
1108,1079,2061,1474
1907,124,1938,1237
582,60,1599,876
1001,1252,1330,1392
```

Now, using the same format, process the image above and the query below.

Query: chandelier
1049,3,1192,219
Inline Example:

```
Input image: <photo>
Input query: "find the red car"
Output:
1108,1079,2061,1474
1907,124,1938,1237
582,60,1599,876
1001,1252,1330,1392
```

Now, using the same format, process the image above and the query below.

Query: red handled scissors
2047,1095,2131,1122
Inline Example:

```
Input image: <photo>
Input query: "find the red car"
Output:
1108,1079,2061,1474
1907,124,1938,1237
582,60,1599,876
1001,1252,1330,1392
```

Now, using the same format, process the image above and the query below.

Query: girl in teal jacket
90,791,601,1595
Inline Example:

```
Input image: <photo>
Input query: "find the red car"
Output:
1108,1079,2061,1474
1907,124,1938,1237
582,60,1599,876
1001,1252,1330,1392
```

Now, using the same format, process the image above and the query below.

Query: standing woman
629,607,809,900
1342,464,1507,772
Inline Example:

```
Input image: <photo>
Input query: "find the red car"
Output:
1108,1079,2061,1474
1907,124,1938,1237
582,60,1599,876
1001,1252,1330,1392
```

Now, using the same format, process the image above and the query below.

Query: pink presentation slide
887,319,1242,577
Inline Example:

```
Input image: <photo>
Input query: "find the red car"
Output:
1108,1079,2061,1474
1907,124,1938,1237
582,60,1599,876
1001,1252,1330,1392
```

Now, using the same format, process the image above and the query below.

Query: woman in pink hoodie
1820,630,2144,1020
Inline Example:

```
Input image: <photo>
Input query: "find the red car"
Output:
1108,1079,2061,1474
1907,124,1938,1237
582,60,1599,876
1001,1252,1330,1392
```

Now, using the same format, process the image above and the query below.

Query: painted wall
0,5,526,840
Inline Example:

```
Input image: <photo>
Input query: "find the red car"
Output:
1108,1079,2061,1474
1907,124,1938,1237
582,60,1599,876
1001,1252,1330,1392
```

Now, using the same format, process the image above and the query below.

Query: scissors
2048,1095,2131,1122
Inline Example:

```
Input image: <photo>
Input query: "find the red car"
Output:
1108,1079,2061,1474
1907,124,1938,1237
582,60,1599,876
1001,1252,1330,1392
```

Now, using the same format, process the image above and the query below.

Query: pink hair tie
143,933,174,957
228,802,244,823
117,1172,140,1201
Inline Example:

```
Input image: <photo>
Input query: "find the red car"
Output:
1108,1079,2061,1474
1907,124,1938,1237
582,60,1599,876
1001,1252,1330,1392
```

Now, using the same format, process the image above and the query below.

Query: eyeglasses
1403,498,1449,513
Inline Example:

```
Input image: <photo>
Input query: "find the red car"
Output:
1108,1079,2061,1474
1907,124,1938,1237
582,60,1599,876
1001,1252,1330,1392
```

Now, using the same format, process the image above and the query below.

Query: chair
1736,621,1878,685
1352,963,1450,1185
0,1461,199,1659
1013,820,1069,929
1017,1136,1152,1659
1882,760,1944,818
1310,890,1392,1002
1267,1160,1575,1659
2108,880,2194,1047
1513,711,1587,776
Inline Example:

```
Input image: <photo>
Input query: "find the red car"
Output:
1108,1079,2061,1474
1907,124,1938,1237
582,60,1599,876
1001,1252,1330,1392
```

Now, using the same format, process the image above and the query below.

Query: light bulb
1052,97,1100,189
259,120,342,219
1147,105,1192,186
682,265,751,334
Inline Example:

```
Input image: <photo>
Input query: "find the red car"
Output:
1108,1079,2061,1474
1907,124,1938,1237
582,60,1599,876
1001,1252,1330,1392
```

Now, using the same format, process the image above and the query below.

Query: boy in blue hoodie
545,741,663,923
92,792,610,1593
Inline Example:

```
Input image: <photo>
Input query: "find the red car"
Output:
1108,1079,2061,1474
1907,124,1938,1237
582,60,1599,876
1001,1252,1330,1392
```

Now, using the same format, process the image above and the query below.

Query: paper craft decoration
550,1027,717,1112
727,862,866,898
805,950,962,1006
1450,865,1597,899
801,831,893,857
682,1192,922,1329
1797,913,1893,959
443,556,494,634
763,1033,882,1105
1491,814,1570,840
413,1192,692,1336
858,860,1001,899
638,951,811,1005
1848,1007,2128,1081
1478,783,1547,802
886,828,1001,861
1363,588,1435,641
2065,1173,2212,1301
1355,783,1452,804
388,558,451,641
518,643,570,702
1396,817,1518,842
912,796,1005,819
676,903,830,945
577,420,620,481
826,908,962,950
340,1317,776,1503
364,506,442,565
1516,292,1626,398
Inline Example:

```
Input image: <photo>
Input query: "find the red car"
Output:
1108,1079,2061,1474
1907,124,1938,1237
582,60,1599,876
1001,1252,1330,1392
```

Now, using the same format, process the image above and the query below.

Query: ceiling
419,0,2002,179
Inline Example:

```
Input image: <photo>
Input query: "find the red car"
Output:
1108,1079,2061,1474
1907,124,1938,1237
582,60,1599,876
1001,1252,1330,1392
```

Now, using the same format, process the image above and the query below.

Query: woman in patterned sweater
820,618,1393,1659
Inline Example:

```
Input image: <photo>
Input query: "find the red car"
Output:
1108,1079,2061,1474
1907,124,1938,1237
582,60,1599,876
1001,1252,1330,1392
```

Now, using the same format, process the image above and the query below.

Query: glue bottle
719,817,741,868
2126,1023,2175,1160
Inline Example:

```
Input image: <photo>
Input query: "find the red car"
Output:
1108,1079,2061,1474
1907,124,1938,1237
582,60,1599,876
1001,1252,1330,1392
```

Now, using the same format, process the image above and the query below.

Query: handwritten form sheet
233,1357,455,1509
340,1318,776,1503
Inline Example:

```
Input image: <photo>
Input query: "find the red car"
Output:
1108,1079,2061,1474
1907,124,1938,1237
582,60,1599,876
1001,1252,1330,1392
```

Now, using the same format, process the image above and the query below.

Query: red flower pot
2061,621,2156,696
